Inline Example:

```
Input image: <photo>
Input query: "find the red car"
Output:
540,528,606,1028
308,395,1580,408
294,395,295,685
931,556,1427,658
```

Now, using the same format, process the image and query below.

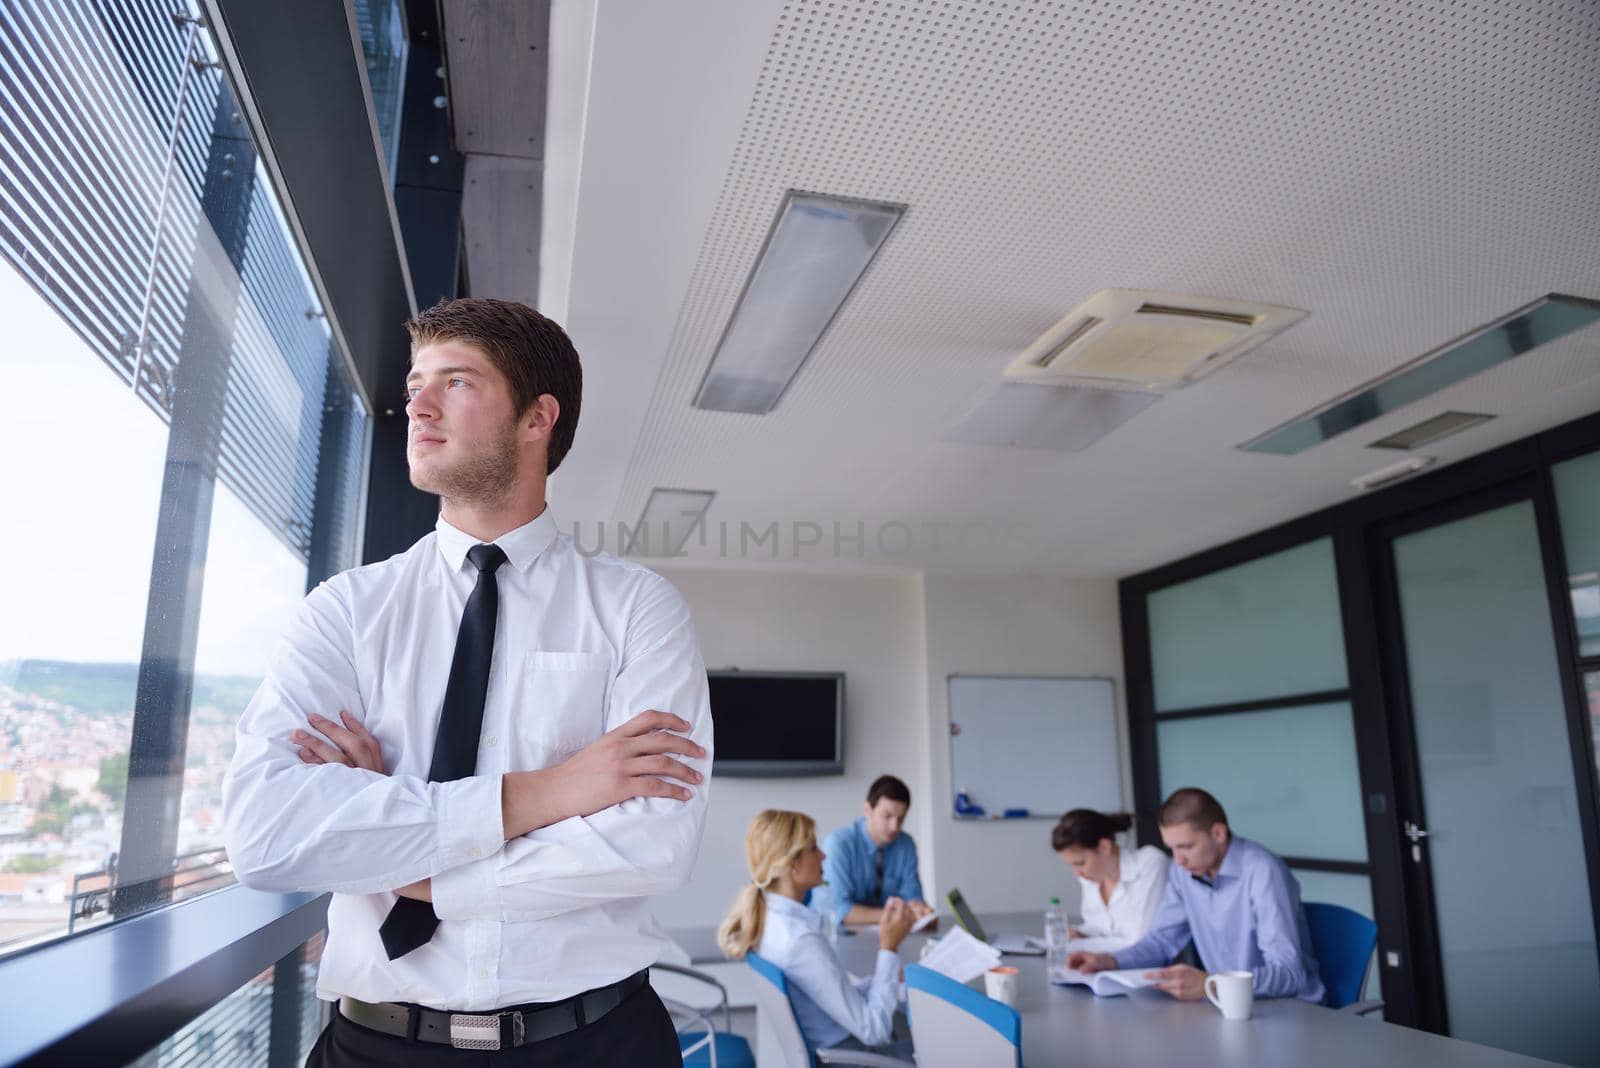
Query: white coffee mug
1204,970,1254,1020
984,966,1020,1007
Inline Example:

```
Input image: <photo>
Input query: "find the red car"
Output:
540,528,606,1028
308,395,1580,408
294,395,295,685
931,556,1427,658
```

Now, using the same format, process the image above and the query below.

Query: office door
1384,488,1600,1066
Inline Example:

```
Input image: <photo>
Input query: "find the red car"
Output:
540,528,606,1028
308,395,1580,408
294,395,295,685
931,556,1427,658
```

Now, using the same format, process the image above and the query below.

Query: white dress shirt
755,892,901,1050
222,509,712,1010
1075,844,1171,948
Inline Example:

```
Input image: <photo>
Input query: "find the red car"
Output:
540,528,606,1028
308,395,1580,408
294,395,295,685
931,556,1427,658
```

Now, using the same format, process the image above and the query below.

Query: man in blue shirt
819,775,934,926
1067,788,1325,1003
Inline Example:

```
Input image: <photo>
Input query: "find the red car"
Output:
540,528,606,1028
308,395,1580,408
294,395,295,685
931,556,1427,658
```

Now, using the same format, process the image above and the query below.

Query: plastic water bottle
1044,896,1069,978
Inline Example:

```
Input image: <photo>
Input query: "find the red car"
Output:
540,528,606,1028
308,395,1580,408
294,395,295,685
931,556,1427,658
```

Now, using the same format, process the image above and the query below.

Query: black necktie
872,848,885,906
379,543,507,960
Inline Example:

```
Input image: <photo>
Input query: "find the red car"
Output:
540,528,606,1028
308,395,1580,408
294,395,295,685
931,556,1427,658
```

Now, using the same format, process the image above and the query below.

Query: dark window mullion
1155,687,1353,721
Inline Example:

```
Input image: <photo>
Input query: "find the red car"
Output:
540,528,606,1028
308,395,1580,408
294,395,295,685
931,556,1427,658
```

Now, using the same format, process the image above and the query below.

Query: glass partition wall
1145,538,1376,925
1123,431,1600,1065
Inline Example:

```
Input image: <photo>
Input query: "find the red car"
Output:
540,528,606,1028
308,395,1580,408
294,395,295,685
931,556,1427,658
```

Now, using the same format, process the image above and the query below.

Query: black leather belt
338,969,649,1051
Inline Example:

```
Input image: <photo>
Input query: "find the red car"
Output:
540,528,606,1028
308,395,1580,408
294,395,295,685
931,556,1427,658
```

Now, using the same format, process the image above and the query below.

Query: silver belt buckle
449,1012,501,1051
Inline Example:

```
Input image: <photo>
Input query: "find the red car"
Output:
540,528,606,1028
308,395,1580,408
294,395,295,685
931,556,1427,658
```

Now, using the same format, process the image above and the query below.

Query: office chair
904,963,1023,1068
1302,901,1383,1015
651,962,756,1068
744,952,914,1068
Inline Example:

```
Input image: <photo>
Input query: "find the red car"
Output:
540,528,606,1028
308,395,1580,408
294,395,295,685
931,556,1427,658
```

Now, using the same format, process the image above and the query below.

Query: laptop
945,887,1045,955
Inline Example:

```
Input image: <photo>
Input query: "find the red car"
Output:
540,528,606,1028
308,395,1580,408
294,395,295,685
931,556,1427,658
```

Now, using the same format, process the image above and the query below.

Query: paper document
911,911,938,933
917,926,1002,983
1049,968,1158,997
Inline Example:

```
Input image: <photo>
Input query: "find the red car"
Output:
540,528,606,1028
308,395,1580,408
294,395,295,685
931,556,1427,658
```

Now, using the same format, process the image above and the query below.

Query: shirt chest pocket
515,650,611,765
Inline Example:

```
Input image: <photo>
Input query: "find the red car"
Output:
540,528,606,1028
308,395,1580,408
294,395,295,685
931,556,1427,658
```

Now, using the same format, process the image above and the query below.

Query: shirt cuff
427,776,504,923
873,948,900,985
434,774,504,869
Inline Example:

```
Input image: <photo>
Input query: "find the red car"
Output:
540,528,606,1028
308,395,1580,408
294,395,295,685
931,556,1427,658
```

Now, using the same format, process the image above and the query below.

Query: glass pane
1149,538,1348,711
0,265,167,954
1292,869,1373,920
181,484,310,859
1589,671,1600,814
1156,702,1367,862
1394,500,1600,1065
353,0,409,176
1552,449,1600,657
128,931,328,1066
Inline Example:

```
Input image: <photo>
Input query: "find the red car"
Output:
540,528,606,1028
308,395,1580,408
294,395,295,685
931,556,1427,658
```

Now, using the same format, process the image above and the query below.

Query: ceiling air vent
1006,289,1308,392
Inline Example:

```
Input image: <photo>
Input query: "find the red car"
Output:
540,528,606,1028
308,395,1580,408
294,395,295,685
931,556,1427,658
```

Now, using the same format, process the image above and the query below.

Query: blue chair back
904,964,1021,1068
1303,901,1377,1009
746,952,819,1068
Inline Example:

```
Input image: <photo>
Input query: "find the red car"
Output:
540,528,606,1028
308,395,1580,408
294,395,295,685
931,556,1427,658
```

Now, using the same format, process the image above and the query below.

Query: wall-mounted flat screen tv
709,670,844,777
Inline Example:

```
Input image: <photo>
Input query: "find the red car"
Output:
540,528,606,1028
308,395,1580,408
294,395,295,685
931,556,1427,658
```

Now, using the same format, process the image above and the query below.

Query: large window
1553,448,1600,816
1144,538,1374,920
0,0,370,958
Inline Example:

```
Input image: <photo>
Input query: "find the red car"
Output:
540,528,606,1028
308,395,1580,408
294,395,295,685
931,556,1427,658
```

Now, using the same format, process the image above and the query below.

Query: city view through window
0,261,309,956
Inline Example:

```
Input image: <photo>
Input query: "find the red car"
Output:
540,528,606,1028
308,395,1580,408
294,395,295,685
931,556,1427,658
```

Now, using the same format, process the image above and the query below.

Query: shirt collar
765,891,823,931
1192,835,1245,888
856,817,884,853
434,507,559,575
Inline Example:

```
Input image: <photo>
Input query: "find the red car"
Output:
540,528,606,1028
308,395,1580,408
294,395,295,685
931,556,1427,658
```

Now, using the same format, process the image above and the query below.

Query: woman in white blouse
1051,809,1171,948
719,809,916,1057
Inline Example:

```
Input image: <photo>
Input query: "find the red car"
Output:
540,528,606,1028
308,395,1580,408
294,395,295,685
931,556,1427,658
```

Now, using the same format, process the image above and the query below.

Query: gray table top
666,910,1563,1067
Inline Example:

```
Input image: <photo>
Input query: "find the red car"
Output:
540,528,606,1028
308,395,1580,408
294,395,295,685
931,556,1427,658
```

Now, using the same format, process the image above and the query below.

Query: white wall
920,574,1131,923
650,566,931,929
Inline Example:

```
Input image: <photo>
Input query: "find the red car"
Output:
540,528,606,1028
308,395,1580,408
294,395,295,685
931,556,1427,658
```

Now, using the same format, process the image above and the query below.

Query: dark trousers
305,982,681,1067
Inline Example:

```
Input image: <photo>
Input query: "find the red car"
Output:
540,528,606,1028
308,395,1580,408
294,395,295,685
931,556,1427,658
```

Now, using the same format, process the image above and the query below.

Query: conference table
668,911,1564,1067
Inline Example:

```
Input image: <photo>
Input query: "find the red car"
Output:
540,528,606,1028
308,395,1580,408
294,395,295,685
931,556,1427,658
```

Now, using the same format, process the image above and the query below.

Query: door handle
1404,820,1430,843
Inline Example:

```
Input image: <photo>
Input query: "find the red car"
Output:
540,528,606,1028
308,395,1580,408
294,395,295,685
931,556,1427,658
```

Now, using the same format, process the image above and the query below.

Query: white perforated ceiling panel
561,0,1600,576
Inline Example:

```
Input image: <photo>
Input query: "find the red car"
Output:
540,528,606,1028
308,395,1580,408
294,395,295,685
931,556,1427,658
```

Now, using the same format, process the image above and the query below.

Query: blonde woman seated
1051,809,1170,947
719,809,916,1058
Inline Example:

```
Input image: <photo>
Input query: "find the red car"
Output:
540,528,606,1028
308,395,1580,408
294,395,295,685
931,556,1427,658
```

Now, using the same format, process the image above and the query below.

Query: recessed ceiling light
625,489,715,557
1368,411,1495,451
1242,293,1600,455
692,191,904,414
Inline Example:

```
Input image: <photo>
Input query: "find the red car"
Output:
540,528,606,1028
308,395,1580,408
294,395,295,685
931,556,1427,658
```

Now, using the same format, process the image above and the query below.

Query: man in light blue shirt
819,775,934,926
1067,788,1325,1003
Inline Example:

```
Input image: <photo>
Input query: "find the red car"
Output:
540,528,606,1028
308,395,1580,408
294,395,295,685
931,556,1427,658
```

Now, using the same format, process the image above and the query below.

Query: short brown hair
1158,787,1228,831
867,775,911,809
405,297,583,473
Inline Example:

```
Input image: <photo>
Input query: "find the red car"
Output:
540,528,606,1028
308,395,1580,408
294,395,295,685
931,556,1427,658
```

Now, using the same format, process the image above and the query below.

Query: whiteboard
947,675,1121,819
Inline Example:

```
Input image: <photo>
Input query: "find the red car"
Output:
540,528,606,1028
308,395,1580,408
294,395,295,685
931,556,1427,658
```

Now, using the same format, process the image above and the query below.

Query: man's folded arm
222,578,503,895
432,576,711,923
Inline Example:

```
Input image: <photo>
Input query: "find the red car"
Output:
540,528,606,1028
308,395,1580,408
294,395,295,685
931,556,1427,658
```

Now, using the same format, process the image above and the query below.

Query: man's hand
293,711,384,773
1146,963,1208,1000
1066,950,1116,974
501,710,704,839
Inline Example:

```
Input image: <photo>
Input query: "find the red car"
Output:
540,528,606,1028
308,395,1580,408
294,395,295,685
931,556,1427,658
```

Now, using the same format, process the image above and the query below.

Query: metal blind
0,0,368,568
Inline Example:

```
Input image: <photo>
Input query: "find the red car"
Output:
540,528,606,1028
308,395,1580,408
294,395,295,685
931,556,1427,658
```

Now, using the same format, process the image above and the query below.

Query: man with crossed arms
224,298,710,1065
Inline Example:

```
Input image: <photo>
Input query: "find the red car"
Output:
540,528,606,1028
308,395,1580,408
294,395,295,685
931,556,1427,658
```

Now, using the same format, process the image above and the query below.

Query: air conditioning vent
1006,289,1307,392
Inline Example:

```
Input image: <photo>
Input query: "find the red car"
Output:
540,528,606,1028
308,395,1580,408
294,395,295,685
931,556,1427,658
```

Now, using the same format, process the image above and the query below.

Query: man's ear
522,394,560,442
